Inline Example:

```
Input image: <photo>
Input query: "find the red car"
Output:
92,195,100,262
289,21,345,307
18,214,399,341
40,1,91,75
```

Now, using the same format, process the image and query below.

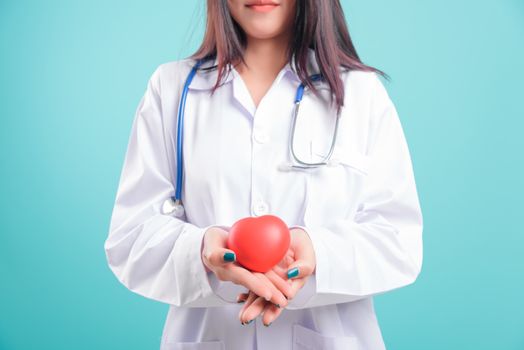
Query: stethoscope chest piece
162,197,185,218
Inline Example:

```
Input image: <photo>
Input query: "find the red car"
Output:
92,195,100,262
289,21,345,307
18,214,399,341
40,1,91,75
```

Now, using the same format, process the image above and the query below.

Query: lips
245,0,278,5
245,1,279,12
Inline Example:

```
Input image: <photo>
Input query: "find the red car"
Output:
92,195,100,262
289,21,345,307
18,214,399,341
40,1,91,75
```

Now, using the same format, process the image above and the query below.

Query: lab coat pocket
162,340,225,350
304,146,370,226
324,149,370,176
292,324,360,350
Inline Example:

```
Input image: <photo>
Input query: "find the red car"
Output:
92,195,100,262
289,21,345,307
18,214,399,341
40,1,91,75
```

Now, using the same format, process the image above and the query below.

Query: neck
236,34,291,76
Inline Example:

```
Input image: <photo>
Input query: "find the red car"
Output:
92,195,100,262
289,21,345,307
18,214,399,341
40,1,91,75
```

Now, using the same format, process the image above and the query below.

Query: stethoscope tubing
166,58,339,216
175,59,205,202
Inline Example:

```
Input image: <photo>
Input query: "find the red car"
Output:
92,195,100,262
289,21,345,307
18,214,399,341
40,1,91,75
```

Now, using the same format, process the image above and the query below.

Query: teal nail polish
223,252,235,262
287,267,299,279
264,322,272,327
247,319,253,324
274,303,280,308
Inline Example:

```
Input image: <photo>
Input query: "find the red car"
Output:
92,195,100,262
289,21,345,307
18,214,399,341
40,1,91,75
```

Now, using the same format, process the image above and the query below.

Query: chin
244,24,284,40
246,31,281,40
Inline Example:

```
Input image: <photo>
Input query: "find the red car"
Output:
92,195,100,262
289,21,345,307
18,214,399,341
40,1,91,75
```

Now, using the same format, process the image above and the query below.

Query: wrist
201,226,219,273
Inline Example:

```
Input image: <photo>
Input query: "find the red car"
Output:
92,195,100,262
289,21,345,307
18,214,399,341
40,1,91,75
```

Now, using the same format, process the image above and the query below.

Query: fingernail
237,299,245,303
287,267,299,279
223,252,235,262
274,303,280,308
247,319,253,324
264,322,272,327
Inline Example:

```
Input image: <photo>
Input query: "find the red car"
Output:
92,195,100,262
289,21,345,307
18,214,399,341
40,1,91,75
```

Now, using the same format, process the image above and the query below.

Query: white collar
187,47,321,90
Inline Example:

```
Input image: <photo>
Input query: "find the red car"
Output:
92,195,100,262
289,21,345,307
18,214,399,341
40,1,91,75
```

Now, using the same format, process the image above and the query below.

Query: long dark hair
189,0,388,115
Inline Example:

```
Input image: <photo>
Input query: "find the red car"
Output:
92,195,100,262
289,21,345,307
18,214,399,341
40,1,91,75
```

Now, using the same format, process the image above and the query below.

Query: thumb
204,247,237,267
286,260,315,280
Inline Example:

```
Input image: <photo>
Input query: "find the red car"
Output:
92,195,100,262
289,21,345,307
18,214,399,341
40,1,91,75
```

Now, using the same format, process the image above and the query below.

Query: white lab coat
104,48,423,350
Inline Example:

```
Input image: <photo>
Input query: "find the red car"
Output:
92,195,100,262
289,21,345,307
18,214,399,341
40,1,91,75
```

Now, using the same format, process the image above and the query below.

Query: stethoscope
162,58,341,217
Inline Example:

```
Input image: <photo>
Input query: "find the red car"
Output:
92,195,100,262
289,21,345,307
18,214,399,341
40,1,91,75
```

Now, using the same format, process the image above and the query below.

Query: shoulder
336,69,399,151
342,69,391,103
341,69,395,119
155,58,196,77
146,58,199,94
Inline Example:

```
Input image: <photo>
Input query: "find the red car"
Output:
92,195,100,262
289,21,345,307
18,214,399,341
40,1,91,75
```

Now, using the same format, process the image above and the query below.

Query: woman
104,0,423,349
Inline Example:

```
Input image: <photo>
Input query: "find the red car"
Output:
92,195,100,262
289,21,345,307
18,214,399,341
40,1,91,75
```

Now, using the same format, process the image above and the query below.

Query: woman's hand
201,226,290,308
237,227,316,325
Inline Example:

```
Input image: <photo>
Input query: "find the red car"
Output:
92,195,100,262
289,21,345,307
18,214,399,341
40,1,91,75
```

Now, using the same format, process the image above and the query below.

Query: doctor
104,0,423,349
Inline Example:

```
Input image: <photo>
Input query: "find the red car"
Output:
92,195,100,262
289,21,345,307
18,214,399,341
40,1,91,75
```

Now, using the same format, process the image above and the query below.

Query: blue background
1,0,523,349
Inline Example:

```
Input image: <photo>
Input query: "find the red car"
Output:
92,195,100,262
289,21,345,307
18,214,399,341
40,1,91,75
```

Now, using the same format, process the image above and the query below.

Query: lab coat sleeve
104,66,236,308
287,74,423,309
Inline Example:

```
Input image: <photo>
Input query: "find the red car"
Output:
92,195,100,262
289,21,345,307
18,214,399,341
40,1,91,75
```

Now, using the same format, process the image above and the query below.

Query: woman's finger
287,276,308,299
227,265,272,301
238,292,258,321
254,272,288,308
202,227,237,268
203,247,237,267
286,259,315,280
265,269,293,299
271,263,288,279
287,229,316,276
240,295,266,324
262,302,283,327
236,292,249,303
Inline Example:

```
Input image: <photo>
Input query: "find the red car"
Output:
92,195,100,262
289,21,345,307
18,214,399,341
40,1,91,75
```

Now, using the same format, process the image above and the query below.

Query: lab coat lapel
231,68,257,117
187,57,235,91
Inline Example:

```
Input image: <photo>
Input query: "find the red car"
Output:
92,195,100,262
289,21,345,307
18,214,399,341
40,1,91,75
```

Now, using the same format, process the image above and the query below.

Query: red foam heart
227,215,290,273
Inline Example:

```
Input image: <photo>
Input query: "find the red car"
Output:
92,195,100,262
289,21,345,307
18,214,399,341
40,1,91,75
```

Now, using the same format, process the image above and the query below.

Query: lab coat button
253,200,269,216
253,130,269,144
